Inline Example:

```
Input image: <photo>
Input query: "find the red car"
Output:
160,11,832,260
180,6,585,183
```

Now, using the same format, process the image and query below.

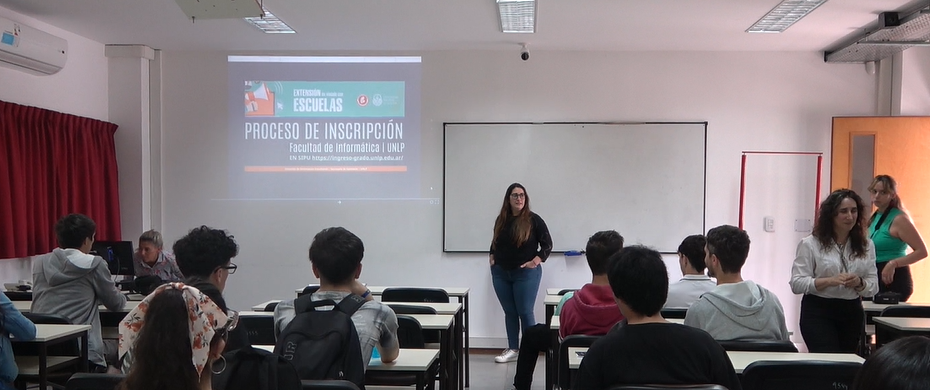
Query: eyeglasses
510,193,526,199
218,263,238,274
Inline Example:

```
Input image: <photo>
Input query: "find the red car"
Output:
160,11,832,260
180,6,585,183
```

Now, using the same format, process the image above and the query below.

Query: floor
367,350,548,390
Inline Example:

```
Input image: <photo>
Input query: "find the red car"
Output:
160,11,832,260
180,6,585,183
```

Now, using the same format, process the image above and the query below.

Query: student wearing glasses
172,226,249,351
867,175,927,301
118,282,237,390
489,183,552,363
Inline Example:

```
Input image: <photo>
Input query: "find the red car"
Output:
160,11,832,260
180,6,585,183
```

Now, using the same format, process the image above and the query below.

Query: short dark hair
705,225,750,274
852,336,930,390
309,227,364,285
585,230,624,275
678,235,707,272
607,246,668,316
55,214,96,249
173,226,238,279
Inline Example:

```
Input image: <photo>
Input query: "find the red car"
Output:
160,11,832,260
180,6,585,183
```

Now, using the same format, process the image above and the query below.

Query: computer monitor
91,240,135,277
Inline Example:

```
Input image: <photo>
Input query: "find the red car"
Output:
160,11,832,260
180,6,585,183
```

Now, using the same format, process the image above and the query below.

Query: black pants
877,262,914,301
513,323,550,390
799,294,863,353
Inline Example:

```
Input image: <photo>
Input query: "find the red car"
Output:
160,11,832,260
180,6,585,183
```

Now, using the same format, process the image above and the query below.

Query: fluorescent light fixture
497,0,536,33
244,6,296,34
747,0,828,33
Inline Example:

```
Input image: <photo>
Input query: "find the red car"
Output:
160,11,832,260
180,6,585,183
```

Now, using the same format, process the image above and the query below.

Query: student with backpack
274,227,400,387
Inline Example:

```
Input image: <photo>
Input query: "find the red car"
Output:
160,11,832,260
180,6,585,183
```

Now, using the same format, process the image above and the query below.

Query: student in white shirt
791,189,878,353
665,235,716,308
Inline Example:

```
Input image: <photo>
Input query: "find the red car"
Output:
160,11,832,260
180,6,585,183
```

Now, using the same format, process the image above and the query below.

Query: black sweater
490,212,552,270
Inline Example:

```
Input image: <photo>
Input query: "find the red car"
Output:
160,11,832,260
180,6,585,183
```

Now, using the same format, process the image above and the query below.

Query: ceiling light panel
747,0,828,33
498,0,536,33
244,6,296,34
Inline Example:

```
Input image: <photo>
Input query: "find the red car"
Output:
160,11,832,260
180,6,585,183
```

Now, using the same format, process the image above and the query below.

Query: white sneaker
494,348,519,363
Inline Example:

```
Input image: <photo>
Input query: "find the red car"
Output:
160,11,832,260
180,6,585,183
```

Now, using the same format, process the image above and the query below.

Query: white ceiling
0,0,924,52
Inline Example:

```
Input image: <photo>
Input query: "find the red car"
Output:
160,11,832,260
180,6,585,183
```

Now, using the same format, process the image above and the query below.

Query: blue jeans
491,264,543,349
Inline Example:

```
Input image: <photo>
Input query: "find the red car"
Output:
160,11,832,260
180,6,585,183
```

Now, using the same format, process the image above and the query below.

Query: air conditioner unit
0,16,67,75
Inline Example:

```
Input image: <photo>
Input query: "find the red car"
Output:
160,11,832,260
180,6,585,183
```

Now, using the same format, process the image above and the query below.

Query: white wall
0,5,108,283
159,50,876,346
900,47,930,116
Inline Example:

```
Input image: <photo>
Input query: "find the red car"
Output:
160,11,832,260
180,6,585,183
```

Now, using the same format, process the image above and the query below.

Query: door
832,117,930,303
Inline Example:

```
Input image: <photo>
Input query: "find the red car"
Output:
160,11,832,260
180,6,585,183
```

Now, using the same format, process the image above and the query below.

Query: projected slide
228,56,421,200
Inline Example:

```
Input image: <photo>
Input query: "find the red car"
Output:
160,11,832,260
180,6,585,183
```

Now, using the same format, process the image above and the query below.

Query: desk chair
381,288,449,303
387,304,441,344
609,385,728,390
879,306,930,318
740,360,861,390
301,380,361,390
556,289,577,296
239,315,276,345
264,301,280,311
14,313,82,390
366,316,435,390
558,335,601,390
65,373,124,390
660,308,688,319
298,285,320,297
717,340,798,353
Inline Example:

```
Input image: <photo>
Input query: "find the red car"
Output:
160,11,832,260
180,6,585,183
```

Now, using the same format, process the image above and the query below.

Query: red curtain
0,100,121,258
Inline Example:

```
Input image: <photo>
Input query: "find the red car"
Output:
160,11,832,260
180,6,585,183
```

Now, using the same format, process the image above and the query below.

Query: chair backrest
717,340,798,353
880,305,930,318
387,304,439,315
381,287,449,303
66,373,125,390
15,312,78,356
239,315,277,345
24,312,70,324
559,334,602,390
557,289,577,296
660,308,688,319
608,385,729,390
4,291,32,301
298,285,321,297
302,380,361,390
740,360,862,390
264,301,280,311
395,315,426,349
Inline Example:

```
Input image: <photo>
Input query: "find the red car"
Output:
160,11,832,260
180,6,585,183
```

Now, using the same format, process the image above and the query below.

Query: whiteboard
443,122,706,253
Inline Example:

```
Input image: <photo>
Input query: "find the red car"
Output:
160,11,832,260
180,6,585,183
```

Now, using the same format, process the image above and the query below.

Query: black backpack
274,293,367,390
213,346,302,390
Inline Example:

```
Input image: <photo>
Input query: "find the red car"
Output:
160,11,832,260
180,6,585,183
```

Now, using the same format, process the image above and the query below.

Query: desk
15,300,139,313
873,317,930,347
12,324,91,390
565,348,863,372
544,294,562,326
546,288,575,296
295,285,471,387
255,346,440,390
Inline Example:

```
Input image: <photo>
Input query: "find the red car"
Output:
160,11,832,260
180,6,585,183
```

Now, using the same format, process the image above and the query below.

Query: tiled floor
466,351,548,390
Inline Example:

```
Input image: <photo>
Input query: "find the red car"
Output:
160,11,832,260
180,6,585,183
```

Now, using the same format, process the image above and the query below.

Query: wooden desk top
295,286,469,297
11,324,91,342
15,300,139,313
566,348,863,372
253,346,439,371
873,316,930,331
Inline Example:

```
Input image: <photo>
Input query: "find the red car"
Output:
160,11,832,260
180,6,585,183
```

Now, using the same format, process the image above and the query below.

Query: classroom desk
546,288,575,296
873,317,930,347
544,294,562,326
255,346,441,390
565,348,864,373
15,300,140,313
11,324,91,390
294,284,472,387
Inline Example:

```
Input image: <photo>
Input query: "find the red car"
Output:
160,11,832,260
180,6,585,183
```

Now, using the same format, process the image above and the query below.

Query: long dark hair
118,289,201,390
852,336,930,390
813,189,868,258
492,183,532,248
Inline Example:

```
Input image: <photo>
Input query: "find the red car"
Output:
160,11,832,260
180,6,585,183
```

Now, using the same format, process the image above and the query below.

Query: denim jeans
491,264,543,349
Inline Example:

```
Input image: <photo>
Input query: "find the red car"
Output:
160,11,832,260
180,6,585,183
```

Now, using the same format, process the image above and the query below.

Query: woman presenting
867,175,927,301
490,183,552,363
791,189,878,353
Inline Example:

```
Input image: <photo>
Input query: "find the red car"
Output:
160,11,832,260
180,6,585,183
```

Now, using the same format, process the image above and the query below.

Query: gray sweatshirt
32,248,127,366
683,280,789,342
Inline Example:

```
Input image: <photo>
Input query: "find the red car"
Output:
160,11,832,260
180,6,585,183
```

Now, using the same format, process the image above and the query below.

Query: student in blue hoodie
1,290,37,390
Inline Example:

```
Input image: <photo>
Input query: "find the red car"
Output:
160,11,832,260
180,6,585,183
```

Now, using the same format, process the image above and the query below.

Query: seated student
172,225,249,352
664,234,716,308
31,213,127,372
274,227,399,367
852,336,930,390
1,291,37,390
512,230,625,390
133,229,184,282
118,283,235,390
572,246,741,390
684,225,789,341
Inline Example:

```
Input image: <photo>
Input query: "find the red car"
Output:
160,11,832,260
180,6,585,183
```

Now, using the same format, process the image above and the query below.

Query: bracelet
361,289,371,298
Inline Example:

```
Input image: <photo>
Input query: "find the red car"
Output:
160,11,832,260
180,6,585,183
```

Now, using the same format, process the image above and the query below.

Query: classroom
2,1,930,389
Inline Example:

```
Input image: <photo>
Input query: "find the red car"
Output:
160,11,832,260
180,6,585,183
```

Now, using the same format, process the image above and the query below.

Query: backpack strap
335,294,366,316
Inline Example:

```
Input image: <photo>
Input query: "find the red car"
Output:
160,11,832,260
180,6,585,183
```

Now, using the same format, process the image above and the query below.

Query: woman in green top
867,175,927,301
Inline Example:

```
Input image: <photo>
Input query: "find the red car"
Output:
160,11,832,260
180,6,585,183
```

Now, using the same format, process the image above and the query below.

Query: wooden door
832,117,930,303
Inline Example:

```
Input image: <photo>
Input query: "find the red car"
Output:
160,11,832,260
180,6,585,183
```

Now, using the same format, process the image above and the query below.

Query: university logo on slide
357,95,369,107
